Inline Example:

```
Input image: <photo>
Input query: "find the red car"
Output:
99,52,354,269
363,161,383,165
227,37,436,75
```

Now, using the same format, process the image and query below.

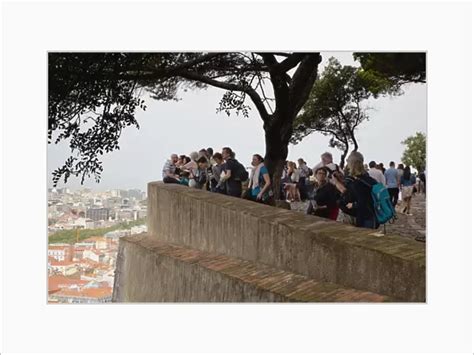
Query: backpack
360,178,396,224
228,158,249,181
236,161,249,181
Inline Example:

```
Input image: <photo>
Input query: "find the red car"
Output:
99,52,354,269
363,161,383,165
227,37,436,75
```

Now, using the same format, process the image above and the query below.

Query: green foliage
49,53,152,186
353,53,426,88
401,132,426,172
292,58,377,151
48,218,146,245
48,52,289,186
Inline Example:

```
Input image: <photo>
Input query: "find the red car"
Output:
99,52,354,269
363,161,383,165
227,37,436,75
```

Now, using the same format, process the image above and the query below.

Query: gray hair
321,152,333,161
189,151,199,161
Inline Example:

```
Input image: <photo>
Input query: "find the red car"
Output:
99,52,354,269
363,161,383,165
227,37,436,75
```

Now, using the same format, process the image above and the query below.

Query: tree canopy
49,52,322,193
401,132,426,172
353,53,426,88
291,57,391,167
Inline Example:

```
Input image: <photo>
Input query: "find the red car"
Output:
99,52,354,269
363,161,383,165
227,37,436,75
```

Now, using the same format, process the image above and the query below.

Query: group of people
162,148,425,231
302,151,425,229
162,147,273,204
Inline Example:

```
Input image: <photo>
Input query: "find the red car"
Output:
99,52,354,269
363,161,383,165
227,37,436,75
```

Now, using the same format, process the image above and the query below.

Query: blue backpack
361,179,396,224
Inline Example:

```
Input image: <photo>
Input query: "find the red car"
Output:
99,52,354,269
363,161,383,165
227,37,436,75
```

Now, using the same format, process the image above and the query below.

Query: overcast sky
47,52,427,192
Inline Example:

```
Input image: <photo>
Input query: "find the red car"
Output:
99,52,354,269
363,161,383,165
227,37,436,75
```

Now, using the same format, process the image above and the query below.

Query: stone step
148,182,425,301
113,234,395,302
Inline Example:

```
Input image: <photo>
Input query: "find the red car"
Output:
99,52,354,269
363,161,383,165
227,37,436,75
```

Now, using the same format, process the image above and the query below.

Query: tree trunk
264,115,293,200
339,147,348,169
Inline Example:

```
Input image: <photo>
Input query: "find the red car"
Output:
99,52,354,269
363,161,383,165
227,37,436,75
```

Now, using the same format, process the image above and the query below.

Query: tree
401,132,426,172
353,53,426,89
49,52,322,196
291,58,387,168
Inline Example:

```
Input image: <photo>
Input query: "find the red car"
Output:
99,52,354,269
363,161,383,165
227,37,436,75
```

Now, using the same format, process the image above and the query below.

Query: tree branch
289,53,322,116
177,70,270,122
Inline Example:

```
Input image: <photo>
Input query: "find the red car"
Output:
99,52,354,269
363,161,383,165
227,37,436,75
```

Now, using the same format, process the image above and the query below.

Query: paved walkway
291,193,426,242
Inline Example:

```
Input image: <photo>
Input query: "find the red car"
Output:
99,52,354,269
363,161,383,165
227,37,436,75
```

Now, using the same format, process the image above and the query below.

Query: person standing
384,161,400,207
297,158,311,200
419,169,426,194
368,161,386,185
312,152,339,177
333,151,379,229
284,161,300,202
221,147,243,198
191,156,209,189
248,154,272,204
400,166,417,215
211,152,226,194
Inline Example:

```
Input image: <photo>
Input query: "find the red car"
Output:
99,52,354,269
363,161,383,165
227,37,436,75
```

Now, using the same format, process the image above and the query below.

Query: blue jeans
360,218,379,229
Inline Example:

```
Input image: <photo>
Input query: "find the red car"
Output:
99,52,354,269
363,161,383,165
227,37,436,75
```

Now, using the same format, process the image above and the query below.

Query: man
162,154,180,184
384,161,400,206
312,152,339,178
221,147,243,198
368,161,386,185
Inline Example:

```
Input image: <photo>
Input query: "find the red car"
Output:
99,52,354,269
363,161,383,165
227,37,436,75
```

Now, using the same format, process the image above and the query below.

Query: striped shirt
162,160,176,179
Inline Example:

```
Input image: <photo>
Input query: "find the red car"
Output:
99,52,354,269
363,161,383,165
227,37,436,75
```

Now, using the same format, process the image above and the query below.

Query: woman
211,152,226,194
190,156,209,189
400,166,416,215
333,151,379,229
306,167,340,220
284,161,300,202
247,154,272,204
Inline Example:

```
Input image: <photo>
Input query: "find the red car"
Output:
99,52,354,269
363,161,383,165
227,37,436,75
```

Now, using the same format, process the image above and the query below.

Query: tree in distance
291,57,396,168
291,53,426,168
401,132,426,173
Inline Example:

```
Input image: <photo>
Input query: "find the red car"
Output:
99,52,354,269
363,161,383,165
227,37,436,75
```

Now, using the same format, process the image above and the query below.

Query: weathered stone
113,235,395,302
114,182,426,302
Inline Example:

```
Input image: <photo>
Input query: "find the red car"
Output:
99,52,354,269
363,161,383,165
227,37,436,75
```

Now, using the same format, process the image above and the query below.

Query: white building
48,244,73,262
131,225,147,234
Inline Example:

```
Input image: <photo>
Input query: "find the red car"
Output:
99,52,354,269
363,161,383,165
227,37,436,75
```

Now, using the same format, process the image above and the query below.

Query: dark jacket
339,174,378,227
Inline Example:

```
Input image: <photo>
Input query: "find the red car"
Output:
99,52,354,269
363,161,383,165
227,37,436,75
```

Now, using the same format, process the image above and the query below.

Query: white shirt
368,168,386,185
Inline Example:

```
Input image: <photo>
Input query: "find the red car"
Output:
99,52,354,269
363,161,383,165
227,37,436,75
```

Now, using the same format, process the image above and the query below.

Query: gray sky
47,52,427,192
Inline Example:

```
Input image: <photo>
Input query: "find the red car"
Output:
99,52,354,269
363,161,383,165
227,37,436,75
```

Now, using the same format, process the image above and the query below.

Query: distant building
83,249,103,263
49,287,113,303
128,189,145,200
48,244,73,262
48,275,89,295
86,207,110,221
49,260,78,276
82,236,109,250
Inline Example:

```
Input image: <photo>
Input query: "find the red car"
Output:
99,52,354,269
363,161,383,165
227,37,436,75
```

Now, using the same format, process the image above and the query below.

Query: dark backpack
236,161,249,181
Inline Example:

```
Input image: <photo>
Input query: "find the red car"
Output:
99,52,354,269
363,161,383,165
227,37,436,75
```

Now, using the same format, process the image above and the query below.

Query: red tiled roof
48,245,72,250
83,237,107,243
50,260,76,267
48,275,88,291
53,287,113,299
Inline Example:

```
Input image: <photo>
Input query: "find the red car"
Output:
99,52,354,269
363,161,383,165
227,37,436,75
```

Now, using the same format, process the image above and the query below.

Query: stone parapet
143,182,425,301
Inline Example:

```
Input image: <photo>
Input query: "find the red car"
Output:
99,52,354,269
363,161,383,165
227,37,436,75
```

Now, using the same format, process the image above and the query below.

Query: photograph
47,51,426,303
2,0,472,353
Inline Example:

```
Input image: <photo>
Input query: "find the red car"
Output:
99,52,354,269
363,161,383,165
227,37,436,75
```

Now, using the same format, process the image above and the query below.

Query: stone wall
113,182,425,302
